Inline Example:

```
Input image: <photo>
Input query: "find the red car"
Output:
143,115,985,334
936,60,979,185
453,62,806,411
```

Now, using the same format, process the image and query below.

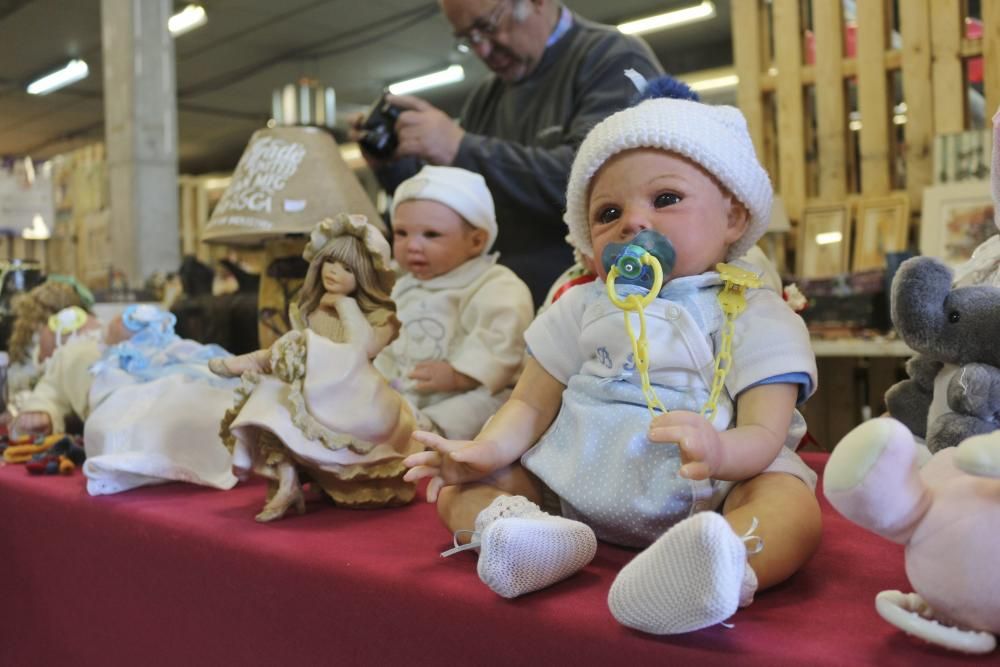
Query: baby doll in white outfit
375,166,534,440
404,79,822,635
13,305,238,495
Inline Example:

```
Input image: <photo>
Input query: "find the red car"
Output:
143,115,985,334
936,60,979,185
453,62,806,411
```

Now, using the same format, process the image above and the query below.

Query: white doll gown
227,299,420,505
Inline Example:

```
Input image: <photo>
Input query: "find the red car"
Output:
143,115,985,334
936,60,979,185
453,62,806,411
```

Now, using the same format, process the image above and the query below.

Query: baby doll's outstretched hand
13,411,53,437
408,361,479,394
649,410,723,481
403,431,501,502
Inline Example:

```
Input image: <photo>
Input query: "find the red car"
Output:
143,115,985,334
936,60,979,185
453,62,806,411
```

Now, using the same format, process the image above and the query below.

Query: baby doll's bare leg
209,348,272,378
437,463,598,599
721,472,822,590
436,462,544,539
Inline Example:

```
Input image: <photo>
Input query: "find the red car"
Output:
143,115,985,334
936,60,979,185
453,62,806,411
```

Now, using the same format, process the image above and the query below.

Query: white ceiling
0,0,734,173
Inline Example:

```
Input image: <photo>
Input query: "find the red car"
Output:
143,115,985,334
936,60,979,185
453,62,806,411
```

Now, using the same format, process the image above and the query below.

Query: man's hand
403,431,502,501
408,360,479,394
648,410,723,480
389,94,464,166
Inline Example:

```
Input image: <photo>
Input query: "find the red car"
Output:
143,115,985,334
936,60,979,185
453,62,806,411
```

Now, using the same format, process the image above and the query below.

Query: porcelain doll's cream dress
223,298,421,506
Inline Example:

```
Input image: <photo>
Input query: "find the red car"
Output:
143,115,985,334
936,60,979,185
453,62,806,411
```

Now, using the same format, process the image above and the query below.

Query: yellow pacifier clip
701,263,761,422
605,259,761,421
606,253,666,417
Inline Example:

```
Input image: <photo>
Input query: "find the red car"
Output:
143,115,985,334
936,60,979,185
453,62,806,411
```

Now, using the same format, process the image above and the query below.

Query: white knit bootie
445,495,597,599
608,511,760,634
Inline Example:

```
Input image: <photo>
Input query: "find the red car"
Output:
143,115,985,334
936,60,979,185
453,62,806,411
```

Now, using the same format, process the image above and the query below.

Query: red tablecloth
0,453,991,666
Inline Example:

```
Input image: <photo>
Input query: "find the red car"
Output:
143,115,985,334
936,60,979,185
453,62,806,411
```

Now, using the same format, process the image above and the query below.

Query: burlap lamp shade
201,126,384,244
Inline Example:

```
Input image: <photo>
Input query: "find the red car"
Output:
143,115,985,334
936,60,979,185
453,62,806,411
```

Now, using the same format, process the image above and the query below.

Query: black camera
358,92,402,160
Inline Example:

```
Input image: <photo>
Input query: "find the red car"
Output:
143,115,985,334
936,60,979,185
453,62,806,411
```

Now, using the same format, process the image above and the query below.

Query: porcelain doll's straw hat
201,126,384,245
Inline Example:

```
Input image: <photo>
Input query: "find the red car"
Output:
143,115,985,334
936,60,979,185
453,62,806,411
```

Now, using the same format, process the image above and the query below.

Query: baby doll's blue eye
654,192,681,208
597,207,621,225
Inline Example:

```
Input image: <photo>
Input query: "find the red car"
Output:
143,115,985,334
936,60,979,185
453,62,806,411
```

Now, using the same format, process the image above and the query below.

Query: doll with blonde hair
215,214,421,522
5,278,98,405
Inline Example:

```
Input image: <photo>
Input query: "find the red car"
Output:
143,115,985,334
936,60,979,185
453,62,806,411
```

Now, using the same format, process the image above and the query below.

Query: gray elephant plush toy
885,256,1000,452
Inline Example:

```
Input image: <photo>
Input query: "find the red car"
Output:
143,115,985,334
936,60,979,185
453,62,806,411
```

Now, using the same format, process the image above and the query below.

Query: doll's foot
608,511,751,634
461,495,597,598
255,484,305,522
255,463,306,522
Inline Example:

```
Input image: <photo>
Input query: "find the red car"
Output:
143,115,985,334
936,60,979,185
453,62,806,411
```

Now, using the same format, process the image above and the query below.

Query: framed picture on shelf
798,202,851,278
920,180,995,268
852,193,910,272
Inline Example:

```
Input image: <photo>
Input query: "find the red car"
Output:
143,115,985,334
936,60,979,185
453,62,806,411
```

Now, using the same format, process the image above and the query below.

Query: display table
0,454,990,666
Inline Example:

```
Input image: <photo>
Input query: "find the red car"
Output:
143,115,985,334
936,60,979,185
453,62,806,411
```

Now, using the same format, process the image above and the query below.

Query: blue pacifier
600,229,677,293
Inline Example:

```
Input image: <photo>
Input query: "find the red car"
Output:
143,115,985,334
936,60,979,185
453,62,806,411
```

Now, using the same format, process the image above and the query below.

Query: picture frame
919,180,995,268
852,193,910,272
798,202,851,278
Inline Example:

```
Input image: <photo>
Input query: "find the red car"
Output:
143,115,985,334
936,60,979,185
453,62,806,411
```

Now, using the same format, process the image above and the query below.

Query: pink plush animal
824,417,1000,654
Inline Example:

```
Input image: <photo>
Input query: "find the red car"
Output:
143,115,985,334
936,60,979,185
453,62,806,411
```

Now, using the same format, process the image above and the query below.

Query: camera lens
359,93,401,160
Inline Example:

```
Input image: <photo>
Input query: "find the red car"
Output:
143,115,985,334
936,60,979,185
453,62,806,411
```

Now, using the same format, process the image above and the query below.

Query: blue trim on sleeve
747,372,813,404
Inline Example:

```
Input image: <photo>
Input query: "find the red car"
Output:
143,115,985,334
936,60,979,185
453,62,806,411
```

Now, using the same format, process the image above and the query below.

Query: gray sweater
381,14,663,305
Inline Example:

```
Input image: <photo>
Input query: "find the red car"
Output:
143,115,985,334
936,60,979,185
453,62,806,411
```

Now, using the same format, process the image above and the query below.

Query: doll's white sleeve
449,268,535,394
18,338,102,433
724,289,817,401
522,283,589,385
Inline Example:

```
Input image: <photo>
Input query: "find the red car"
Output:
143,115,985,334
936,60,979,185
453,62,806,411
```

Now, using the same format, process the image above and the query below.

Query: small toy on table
825,418,1000,654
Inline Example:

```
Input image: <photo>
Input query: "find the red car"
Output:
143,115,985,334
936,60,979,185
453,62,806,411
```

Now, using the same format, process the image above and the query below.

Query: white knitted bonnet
564,97,773,261
391,165,498,253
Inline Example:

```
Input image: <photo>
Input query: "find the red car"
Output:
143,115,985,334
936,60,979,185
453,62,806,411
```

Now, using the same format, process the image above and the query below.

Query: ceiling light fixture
26,59,89,95
617,1,716,35
686,73,739,92
168,4,208,37
388,65,465,95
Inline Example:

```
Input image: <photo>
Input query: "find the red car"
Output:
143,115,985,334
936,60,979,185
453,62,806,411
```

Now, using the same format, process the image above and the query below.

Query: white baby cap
391,165,498,253
563,98,773,262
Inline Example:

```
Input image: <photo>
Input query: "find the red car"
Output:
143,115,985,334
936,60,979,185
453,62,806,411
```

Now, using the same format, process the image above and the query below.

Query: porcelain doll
214,214,422,522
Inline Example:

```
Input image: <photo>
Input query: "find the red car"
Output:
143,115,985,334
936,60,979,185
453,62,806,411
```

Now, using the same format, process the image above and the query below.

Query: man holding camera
355,0,663,306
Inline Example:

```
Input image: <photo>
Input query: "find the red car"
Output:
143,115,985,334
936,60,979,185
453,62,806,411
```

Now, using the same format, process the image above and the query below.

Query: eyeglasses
453,0,510,52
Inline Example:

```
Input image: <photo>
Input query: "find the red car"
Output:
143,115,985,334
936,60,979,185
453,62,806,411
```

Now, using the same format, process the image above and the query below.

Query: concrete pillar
101,0,180,286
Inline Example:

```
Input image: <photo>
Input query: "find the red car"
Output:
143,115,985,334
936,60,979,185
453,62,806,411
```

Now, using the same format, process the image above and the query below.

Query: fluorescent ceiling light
388,65,465,95
26,59,89,95
169,4,207,37
686,74,739,92
618,1,716,35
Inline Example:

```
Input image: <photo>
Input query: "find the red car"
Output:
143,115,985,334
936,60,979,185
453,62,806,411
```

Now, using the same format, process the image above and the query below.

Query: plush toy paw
954,431,1000,478
824,418,926,537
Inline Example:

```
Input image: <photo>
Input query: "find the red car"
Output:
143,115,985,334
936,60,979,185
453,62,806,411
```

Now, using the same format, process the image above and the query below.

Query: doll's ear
725,198,751,243
468,227,489,256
